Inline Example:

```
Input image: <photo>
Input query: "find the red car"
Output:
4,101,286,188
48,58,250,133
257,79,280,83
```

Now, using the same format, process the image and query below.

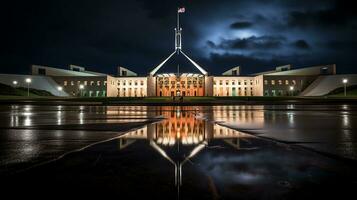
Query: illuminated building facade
0,11,356,97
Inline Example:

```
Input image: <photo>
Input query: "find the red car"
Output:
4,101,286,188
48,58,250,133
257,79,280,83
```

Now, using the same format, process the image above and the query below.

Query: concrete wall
205,76,214,96
117,67,138,77
107,76,119,97
0,74,68,96
300,74,357,96
147,75,156,97
253,75,264,96
263,64,336,76
32,65,106,77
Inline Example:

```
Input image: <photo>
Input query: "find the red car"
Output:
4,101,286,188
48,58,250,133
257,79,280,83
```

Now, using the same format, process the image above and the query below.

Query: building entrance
156,73,205,96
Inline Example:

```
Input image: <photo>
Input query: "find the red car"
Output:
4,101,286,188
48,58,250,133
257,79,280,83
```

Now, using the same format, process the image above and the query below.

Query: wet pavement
1,105,357,199
0,105,160,174
208,105,357,160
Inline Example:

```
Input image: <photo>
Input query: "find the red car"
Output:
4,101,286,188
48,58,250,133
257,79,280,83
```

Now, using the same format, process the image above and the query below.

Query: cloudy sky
1,0,356,75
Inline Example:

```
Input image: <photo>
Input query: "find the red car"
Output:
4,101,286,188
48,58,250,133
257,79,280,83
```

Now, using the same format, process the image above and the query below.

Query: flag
178,7,185,13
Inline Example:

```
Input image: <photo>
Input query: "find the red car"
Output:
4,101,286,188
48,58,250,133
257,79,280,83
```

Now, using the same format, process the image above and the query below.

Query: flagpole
177,8,180,31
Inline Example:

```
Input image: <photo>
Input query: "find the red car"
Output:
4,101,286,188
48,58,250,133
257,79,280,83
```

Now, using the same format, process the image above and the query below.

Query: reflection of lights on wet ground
287,112,295,126
24,105,32,112
342,113,350,128
342,105,349,110
79,111,84,124
24,115,32,126
287,104,295,110
21,130,35,141
57,110,62,125
10,115,19,127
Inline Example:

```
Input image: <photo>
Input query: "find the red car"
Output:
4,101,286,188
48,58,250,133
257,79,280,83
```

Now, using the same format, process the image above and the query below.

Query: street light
12,80,18,87
25,78,32,97
289,86,294,96
79,84,84,97
342,78,348,96
57,86,63,96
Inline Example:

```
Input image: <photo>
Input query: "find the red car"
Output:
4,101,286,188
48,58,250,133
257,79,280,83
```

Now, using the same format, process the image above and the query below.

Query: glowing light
342,78,348,84
25,78,32,83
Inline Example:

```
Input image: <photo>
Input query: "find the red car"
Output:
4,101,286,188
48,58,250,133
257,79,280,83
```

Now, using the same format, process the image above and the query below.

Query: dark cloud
293,40,310,49
230,21,253,29
206,53,287,74
287,1,357,28
210,36,286,50
0,0,356,75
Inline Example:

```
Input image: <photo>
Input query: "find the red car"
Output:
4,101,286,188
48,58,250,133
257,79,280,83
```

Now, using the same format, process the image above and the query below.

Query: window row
63,80,107,86
118,80,145,86
264,79,297,85
214,80,254,86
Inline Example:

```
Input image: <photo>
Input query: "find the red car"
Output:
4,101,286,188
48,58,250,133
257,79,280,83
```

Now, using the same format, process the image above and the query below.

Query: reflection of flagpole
179,141,207,185
150,140,178,185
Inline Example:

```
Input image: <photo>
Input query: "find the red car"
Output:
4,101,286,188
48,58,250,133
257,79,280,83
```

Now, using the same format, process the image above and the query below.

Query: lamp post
289,86,294,96
12,80,18,88
25,78,32,97
57,86,63,96
342,78,348,97
79,84,84,97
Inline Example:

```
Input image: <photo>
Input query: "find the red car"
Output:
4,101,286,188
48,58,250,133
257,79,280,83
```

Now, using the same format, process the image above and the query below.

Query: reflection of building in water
153,111,206,146
117,109,253,192
212,105,265,129
118,112,249,149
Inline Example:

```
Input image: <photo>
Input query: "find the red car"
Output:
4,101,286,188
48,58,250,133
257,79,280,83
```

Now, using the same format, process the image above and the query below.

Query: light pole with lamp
12,80,18,88
289,86,294,96
57,86,63,96
79,84,84,97
25,78,32,97
343,78,348,96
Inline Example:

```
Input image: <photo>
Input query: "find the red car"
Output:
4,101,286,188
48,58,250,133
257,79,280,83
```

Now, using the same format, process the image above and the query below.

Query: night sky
1,0,357,75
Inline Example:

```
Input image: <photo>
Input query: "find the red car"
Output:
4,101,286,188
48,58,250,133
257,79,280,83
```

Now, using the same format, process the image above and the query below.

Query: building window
278,80,282,85
97,81,101,86
264,80,268,85
219,80,223,85
292,80,296,85
264,90,269,96
232,81,235,85
71,81,74,86
77,81,81,85
140,81,144,86
285,80,289,85
90,81,94,86
271,80,275,85
38,68,46,75
64,81,67,86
